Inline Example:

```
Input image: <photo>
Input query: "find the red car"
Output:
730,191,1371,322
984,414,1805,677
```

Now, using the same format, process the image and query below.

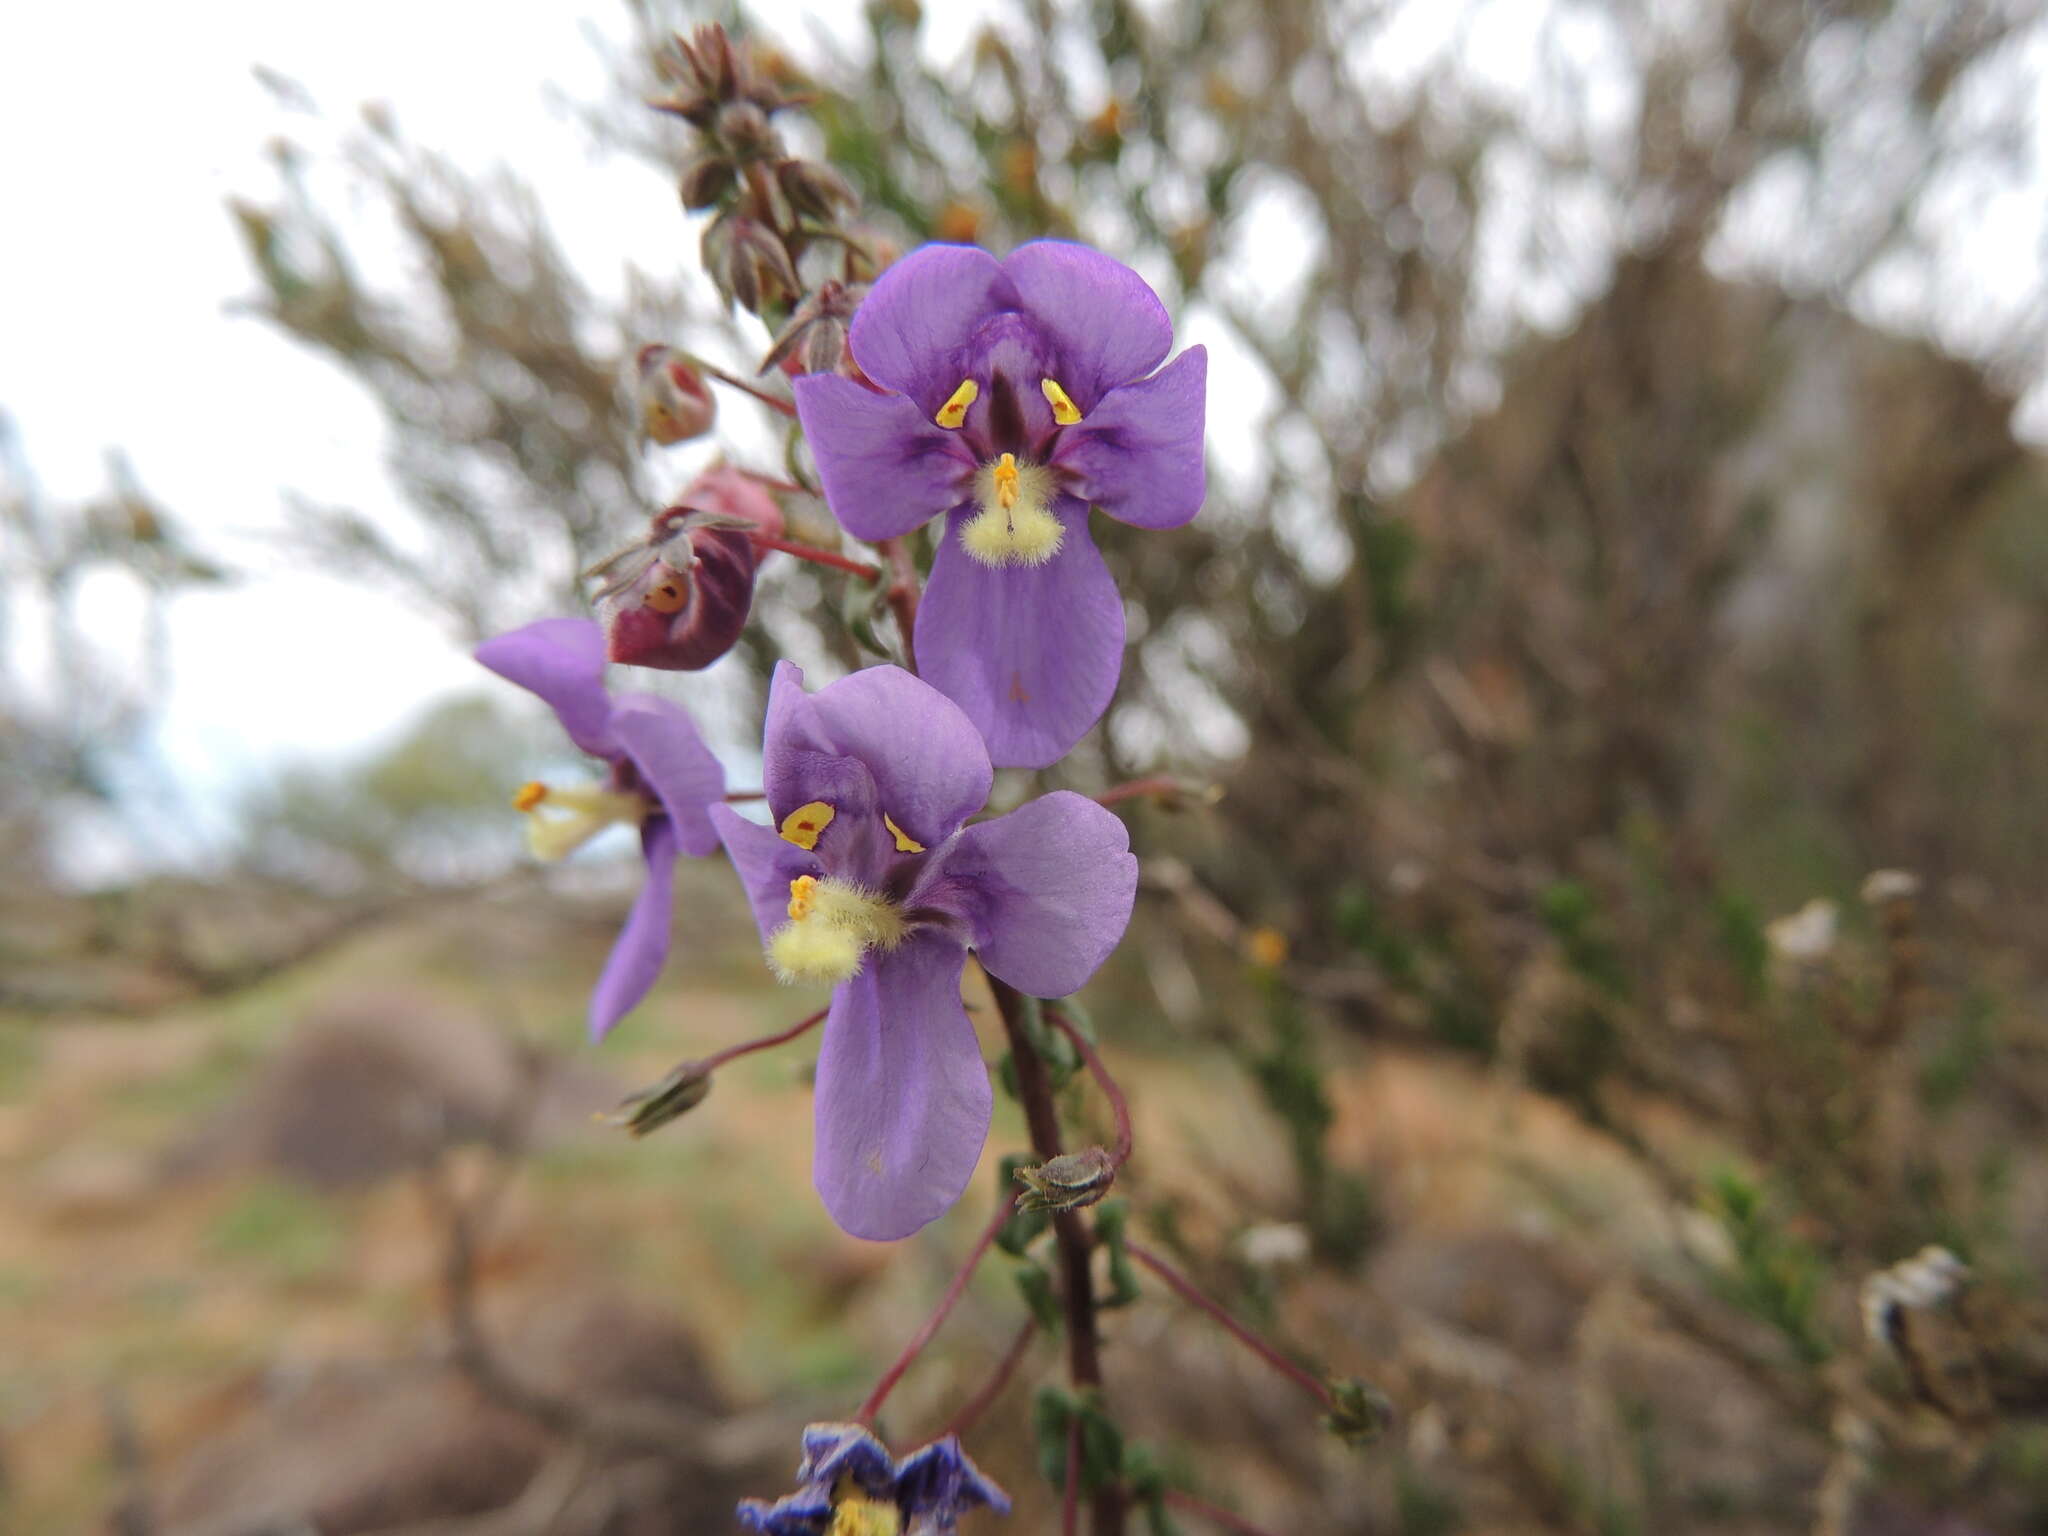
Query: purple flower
738,1422,1009,1535
712,662,1138,1240
792,241,1207,768
475,618,725,1040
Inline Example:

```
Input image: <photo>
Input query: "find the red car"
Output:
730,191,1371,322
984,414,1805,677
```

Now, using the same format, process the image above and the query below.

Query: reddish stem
938,1320,1037,1442
686,354,799,417
1160,1490,1282,1536
753,532,882,581
1122,1241,1332,1411
1044,1008,1133,1168
854,1192,1019,1429
701,1008,826,1074
876,536,922,674
1093,775,1185,809
722,789,766,802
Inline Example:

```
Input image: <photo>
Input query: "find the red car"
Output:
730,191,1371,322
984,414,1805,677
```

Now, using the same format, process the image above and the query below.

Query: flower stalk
750,531,882,581
1122,1239,1333,1411
940,1319,1038,1441
855,1191,1020,1430
1046,1006,1133,1169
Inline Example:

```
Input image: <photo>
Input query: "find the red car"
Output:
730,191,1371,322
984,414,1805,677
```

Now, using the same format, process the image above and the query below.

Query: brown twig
683,352,799,417
989,978,1126,1535
855,1192,1020,1429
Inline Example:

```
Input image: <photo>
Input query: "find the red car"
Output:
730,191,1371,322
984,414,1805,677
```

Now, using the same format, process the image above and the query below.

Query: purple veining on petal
846,243,1013,412
792,373,976,542
608,693,725,856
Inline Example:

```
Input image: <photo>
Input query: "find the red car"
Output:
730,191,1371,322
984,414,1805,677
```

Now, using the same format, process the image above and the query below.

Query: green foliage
1538,881,1628,1000
1702,1169,1833,1365
1920,989,1999,1114
1032,1385,1125,1498
1395,1463,1463,1536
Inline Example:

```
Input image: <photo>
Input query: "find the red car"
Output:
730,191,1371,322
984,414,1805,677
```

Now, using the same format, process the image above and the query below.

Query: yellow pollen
517,783,648,863
963,455,1062,567
828,1492,902,1536
788,874,820,920
779,800,836,850
766,877,907,985
883,813,925,854
1041,377,1083,424
933,378,979,429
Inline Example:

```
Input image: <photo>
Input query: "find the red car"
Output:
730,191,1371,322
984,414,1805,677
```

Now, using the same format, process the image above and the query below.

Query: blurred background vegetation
6,0,2048,1530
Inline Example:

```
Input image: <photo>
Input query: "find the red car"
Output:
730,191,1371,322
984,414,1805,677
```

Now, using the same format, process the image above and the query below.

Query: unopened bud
714,101,778,160
1015,1146,1117,1213
677,154,739,212
635,345,716,445
759,280,865,377
605,1061,713,1136
1321,1378,1394,1447
776,158,855,224
704,214,800,314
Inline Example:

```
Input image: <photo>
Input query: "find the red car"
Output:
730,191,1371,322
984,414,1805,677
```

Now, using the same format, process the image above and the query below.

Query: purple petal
1001,241,1173,407
712,803,820,947
813,932,989,1240
797,1423,897,1491
895,1436,1011,1520
609,694,725,856
587,819,678,1041
920,792,1137,997
735,1491,831,1536
848,244,1013,412
1054,346,1207,530
764,662,993,850
792,373,975,542
915,501,1124,769
474,618,617,760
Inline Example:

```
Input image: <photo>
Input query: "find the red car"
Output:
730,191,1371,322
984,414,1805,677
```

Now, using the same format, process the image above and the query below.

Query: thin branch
855,1192,1020,1429
1160,1489,1283,1536
753,532,883,581
701,1006,828,1073
939,1320,1039,1442
1123,1241,1332,1412
1045,1007,1133,1167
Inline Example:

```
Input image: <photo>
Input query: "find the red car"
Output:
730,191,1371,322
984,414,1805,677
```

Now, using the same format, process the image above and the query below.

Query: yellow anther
828,1494,902,1536
788,874,820,921
779,800,836,850
517,783,648,863
991,452,1021,510
933,378,979,429
512,781,549,813
1041,377,1083,425
883,813,925,854
963,454,1062,567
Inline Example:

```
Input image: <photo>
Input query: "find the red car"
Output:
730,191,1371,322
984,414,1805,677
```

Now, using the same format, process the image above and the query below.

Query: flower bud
605,1060,714,1136
635,345,716,445
1321,1378,1394,1447
714,101,779,161
1015,1146,1117,1213
703,214,800,315
677,154,739,212
776,157,855,224
759,279,865,377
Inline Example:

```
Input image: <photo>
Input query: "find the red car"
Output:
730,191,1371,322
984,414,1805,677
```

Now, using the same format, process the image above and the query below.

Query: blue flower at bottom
738,1423,1009,1535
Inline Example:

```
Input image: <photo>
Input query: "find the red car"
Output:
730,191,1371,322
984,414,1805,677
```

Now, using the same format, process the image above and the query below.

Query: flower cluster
714,661,1136,1239
794,242,1207,766
737,1424,1008,1535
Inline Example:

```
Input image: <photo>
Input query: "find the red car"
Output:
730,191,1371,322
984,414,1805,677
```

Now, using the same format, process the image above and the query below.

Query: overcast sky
5,1,2043,879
